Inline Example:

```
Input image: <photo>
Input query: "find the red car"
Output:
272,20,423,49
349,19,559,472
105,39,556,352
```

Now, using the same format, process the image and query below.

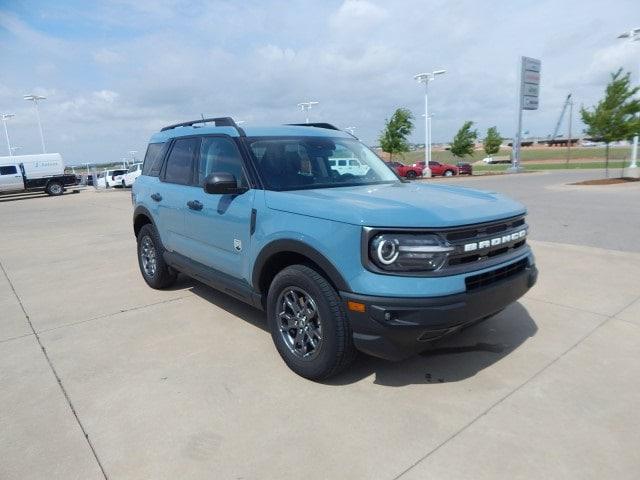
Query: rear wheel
46,181,64,196
137,224,177,289
406,170,417,179
267,264,356,380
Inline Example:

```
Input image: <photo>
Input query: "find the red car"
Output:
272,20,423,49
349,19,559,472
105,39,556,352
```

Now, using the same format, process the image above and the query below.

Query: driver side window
197,137,247,187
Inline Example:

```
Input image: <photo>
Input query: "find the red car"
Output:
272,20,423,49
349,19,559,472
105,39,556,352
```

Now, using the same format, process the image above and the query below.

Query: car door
429,161,442,175
183,135,255,280
0,165,24,192
157,137,200,255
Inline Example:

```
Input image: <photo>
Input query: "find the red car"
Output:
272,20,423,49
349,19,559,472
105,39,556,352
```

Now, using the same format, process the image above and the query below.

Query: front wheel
406,170,417,179
444,170,454,177
267,265,356,380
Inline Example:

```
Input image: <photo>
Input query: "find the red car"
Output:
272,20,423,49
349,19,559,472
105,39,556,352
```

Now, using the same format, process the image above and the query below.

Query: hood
265,182,526,228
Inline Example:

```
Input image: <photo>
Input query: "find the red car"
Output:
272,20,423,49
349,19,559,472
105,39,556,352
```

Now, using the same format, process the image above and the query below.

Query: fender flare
252,239,351,293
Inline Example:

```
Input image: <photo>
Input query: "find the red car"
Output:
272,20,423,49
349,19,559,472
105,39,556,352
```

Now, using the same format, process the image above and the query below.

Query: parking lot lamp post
1,113,15,156
618,28,640,169
414,70,446,177
297,101,319,124
23,95,47,153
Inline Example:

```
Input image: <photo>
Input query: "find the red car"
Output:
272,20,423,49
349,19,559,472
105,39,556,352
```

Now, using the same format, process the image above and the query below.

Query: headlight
369,233,453,272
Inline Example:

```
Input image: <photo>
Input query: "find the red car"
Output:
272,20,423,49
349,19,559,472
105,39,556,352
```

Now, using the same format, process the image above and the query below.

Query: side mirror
203,172,246,195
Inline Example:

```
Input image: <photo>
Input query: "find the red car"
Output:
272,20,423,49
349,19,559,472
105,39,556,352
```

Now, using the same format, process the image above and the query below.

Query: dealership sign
521,57,541,111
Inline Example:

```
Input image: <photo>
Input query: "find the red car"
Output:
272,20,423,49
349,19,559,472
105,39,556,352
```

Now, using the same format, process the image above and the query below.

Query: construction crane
549,94,572,141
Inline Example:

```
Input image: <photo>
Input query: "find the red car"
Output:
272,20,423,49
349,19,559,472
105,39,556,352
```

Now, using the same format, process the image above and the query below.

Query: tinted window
197,137,246,187
142,143,166,177
0,166,17,175
164,138,199,185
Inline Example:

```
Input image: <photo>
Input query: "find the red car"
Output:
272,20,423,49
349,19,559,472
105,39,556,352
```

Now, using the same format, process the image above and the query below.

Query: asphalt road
1,172,639,479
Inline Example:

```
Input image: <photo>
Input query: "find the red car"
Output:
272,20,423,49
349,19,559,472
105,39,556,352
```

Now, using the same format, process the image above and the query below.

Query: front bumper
340,261,538,361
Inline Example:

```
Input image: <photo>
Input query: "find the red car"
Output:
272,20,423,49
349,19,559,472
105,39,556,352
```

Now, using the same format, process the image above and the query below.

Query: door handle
187,200,203,211
151,193,162,202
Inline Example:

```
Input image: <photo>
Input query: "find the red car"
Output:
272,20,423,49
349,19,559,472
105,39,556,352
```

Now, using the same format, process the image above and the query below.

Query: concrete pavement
1,172,639,479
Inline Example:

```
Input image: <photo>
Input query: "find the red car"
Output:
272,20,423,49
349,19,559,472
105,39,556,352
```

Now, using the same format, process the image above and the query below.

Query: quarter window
197,137,247,187
142,143,166,177
164,138,199,185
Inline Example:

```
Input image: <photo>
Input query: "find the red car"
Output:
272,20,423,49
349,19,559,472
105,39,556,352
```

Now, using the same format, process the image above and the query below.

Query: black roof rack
286,123,341,131
161,116,245,136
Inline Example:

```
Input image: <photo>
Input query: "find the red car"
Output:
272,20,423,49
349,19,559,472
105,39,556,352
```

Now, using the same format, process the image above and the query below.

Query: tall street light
297,101,319,124
618,27,640,170
414,70,446,178
24,94,47,153
1,113,15,156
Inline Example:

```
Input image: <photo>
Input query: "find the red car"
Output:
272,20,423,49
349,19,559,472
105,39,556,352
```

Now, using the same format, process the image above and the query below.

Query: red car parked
388,161,423,179
413,161,459,177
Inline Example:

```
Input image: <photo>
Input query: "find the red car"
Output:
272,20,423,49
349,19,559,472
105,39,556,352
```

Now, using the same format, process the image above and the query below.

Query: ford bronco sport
132,117,537,380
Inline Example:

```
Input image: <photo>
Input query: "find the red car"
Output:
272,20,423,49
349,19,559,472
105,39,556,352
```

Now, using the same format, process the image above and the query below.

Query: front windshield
247,136,399,191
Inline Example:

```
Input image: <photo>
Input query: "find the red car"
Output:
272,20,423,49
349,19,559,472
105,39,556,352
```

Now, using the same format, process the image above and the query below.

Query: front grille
465,259,528,291
446,216,527,267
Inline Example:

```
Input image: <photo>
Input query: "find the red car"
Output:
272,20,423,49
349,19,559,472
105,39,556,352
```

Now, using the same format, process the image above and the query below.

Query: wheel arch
252,239,351,298
133,205,155,237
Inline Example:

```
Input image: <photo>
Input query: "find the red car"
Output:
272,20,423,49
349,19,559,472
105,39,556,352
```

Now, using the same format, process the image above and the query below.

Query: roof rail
286,123,341,131
160,116,245,136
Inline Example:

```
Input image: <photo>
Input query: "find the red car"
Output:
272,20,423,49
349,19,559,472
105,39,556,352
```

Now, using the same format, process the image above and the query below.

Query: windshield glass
247,136,399,191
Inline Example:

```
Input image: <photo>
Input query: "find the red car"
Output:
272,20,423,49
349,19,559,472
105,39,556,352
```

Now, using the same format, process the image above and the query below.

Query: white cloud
93,48,123,65
330,0,388,31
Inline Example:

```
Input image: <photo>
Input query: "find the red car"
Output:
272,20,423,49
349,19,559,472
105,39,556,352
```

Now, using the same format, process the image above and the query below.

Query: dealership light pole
24,94,47,153
297,101,319,124
414,70,446,178
1,113,15,156
618,28,640,170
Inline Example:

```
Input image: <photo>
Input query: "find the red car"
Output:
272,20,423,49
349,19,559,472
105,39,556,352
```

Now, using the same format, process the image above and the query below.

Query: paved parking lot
1,171,639,479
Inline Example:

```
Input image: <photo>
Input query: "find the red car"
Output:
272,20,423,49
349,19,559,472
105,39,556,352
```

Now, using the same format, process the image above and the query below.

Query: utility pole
297,101,319,124
566,97,573,164
24,95,47,153
1,113,15,156
414,70,446,177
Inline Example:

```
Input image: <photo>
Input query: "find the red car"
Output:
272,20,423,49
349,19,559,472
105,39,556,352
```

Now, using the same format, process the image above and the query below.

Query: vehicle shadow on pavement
188,279,268,333
329,302,538,387
187,279,537,387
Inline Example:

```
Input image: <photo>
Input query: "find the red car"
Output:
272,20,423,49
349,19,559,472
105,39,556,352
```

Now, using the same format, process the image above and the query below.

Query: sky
0,0,639,165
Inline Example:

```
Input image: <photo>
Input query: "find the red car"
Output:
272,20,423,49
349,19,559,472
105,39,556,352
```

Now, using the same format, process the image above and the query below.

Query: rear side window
163,137,199,185
0,166,17,175
142,143,166,177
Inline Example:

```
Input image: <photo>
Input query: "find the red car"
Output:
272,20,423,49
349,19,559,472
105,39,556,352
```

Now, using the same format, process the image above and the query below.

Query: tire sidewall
406,170,416,179
267,266,342,378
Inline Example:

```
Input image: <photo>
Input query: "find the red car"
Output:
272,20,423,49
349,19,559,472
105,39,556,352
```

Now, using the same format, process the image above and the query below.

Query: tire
46,181,64,196
406,170,417,179
267,264,356,380
444,170,454,177
122,180,127,188
137,224,177,289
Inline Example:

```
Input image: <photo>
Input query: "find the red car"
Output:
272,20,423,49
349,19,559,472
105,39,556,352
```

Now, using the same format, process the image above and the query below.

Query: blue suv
132,117,537,380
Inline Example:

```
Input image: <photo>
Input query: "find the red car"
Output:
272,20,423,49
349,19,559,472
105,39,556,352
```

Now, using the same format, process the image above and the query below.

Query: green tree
580,68,640,176
483,126,502,157
450,121,478,158
378,108,414,161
